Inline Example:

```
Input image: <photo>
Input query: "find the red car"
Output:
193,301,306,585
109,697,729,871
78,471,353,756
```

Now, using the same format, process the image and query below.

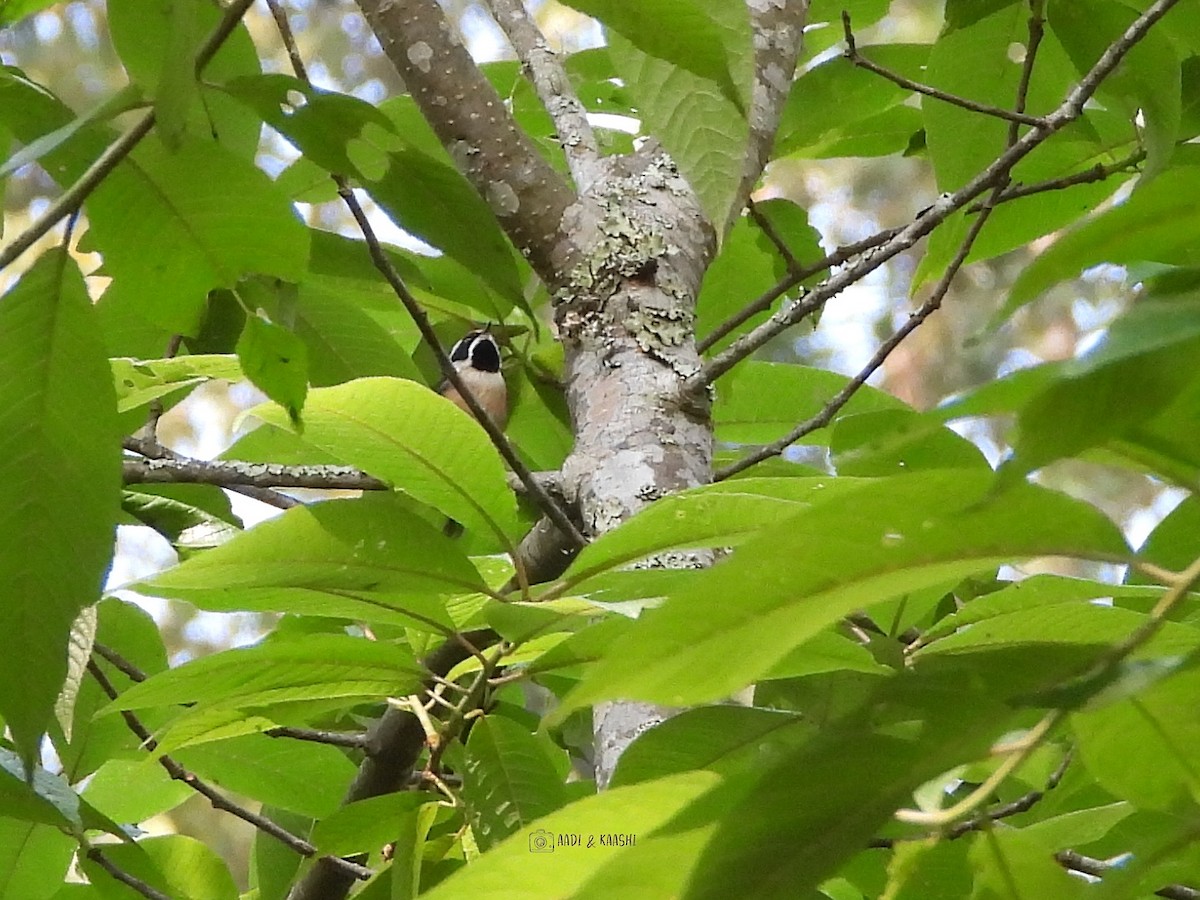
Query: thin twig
145,334,184,442
87,659,372,882
265,0,309,82
691,0,1183,393
86,847,172,900
871,748,1074,848
0,0,258,274
1055,851,1198,900
842,12,1046,128
970,149,1145,211
747,198,803,274
486,0,600,186
264,726,369,749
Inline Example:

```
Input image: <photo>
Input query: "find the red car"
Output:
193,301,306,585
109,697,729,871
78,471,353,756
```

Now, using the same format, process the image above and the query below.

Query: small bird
439,329,508,429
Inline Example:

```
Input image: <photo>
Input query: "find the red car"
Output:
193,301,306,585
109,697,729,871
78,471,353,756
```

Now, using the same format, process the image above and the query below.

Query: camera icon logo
528,829,555,853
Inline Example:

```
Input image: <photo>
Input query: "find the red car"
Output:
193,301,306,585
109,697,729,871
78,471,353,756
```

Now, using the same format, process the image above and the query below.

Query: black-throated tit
440,329,508,429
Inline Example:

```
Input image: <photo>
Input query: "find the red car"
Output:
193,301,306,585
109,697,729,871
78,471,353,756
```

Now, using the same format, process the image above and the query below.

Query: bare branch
726,0,809,234
265,726,369,749
843,11,1046,128
0,0,258,274
690,0,1185,392
354,0,578,286
123,455,388,492
87,659,373,883
486,0,601,187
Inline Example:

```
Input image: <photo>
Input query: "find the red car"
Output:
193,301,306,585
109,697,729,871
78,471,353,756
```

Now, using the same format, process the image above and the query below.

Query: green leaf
236,312,309,428
0,250,121,770
54,599,169,783
84,135,310,335
1009,167,1200,311
0,819,75,900
830,409,990,476
714,361,907,444
610,706,813,788
1050,0,1181,176
107,0,262,158
219,74,397,176
681,665,1014,900
776,45,930,157
697,203,824,350
140,494,484,629
81,759,192,823
367,147,526,308
81,834,237,900
970,827,1086,899
1073,666,1200,810
1003,300,1200,479
559,0,751,110
0,747,82,831
249,378,520,545
101,633,419,715
553,471,1127,715
175,733,357,819
560,479,857,590
419,772,719,900
462,716,570,850
310,793,430,856
111,354,242,426
607,28,747,228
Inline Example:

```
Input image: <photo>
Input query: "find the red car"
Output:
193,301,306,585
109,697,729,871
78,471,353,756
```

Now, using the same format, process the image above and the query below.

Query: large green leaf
1003,300,1200,479
697,201,824,351
419,772,719,899
1008,167,1200,312
249,378,520,545
81,834,237,900
462,715,570,850
558,478,862,590
107,0,262,157
84,135,310,335
554,471,1127,715
607,21,748,228
1073,665,1200,810
140,494,485,629
0,250,121,769
679,659,1022,900
0,819,75,900
559,0,752,110
175,733,357,819
714,361,907,445
610,706,813,788
100,633,419,715
1050,0,1180,176
776,45,930,157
